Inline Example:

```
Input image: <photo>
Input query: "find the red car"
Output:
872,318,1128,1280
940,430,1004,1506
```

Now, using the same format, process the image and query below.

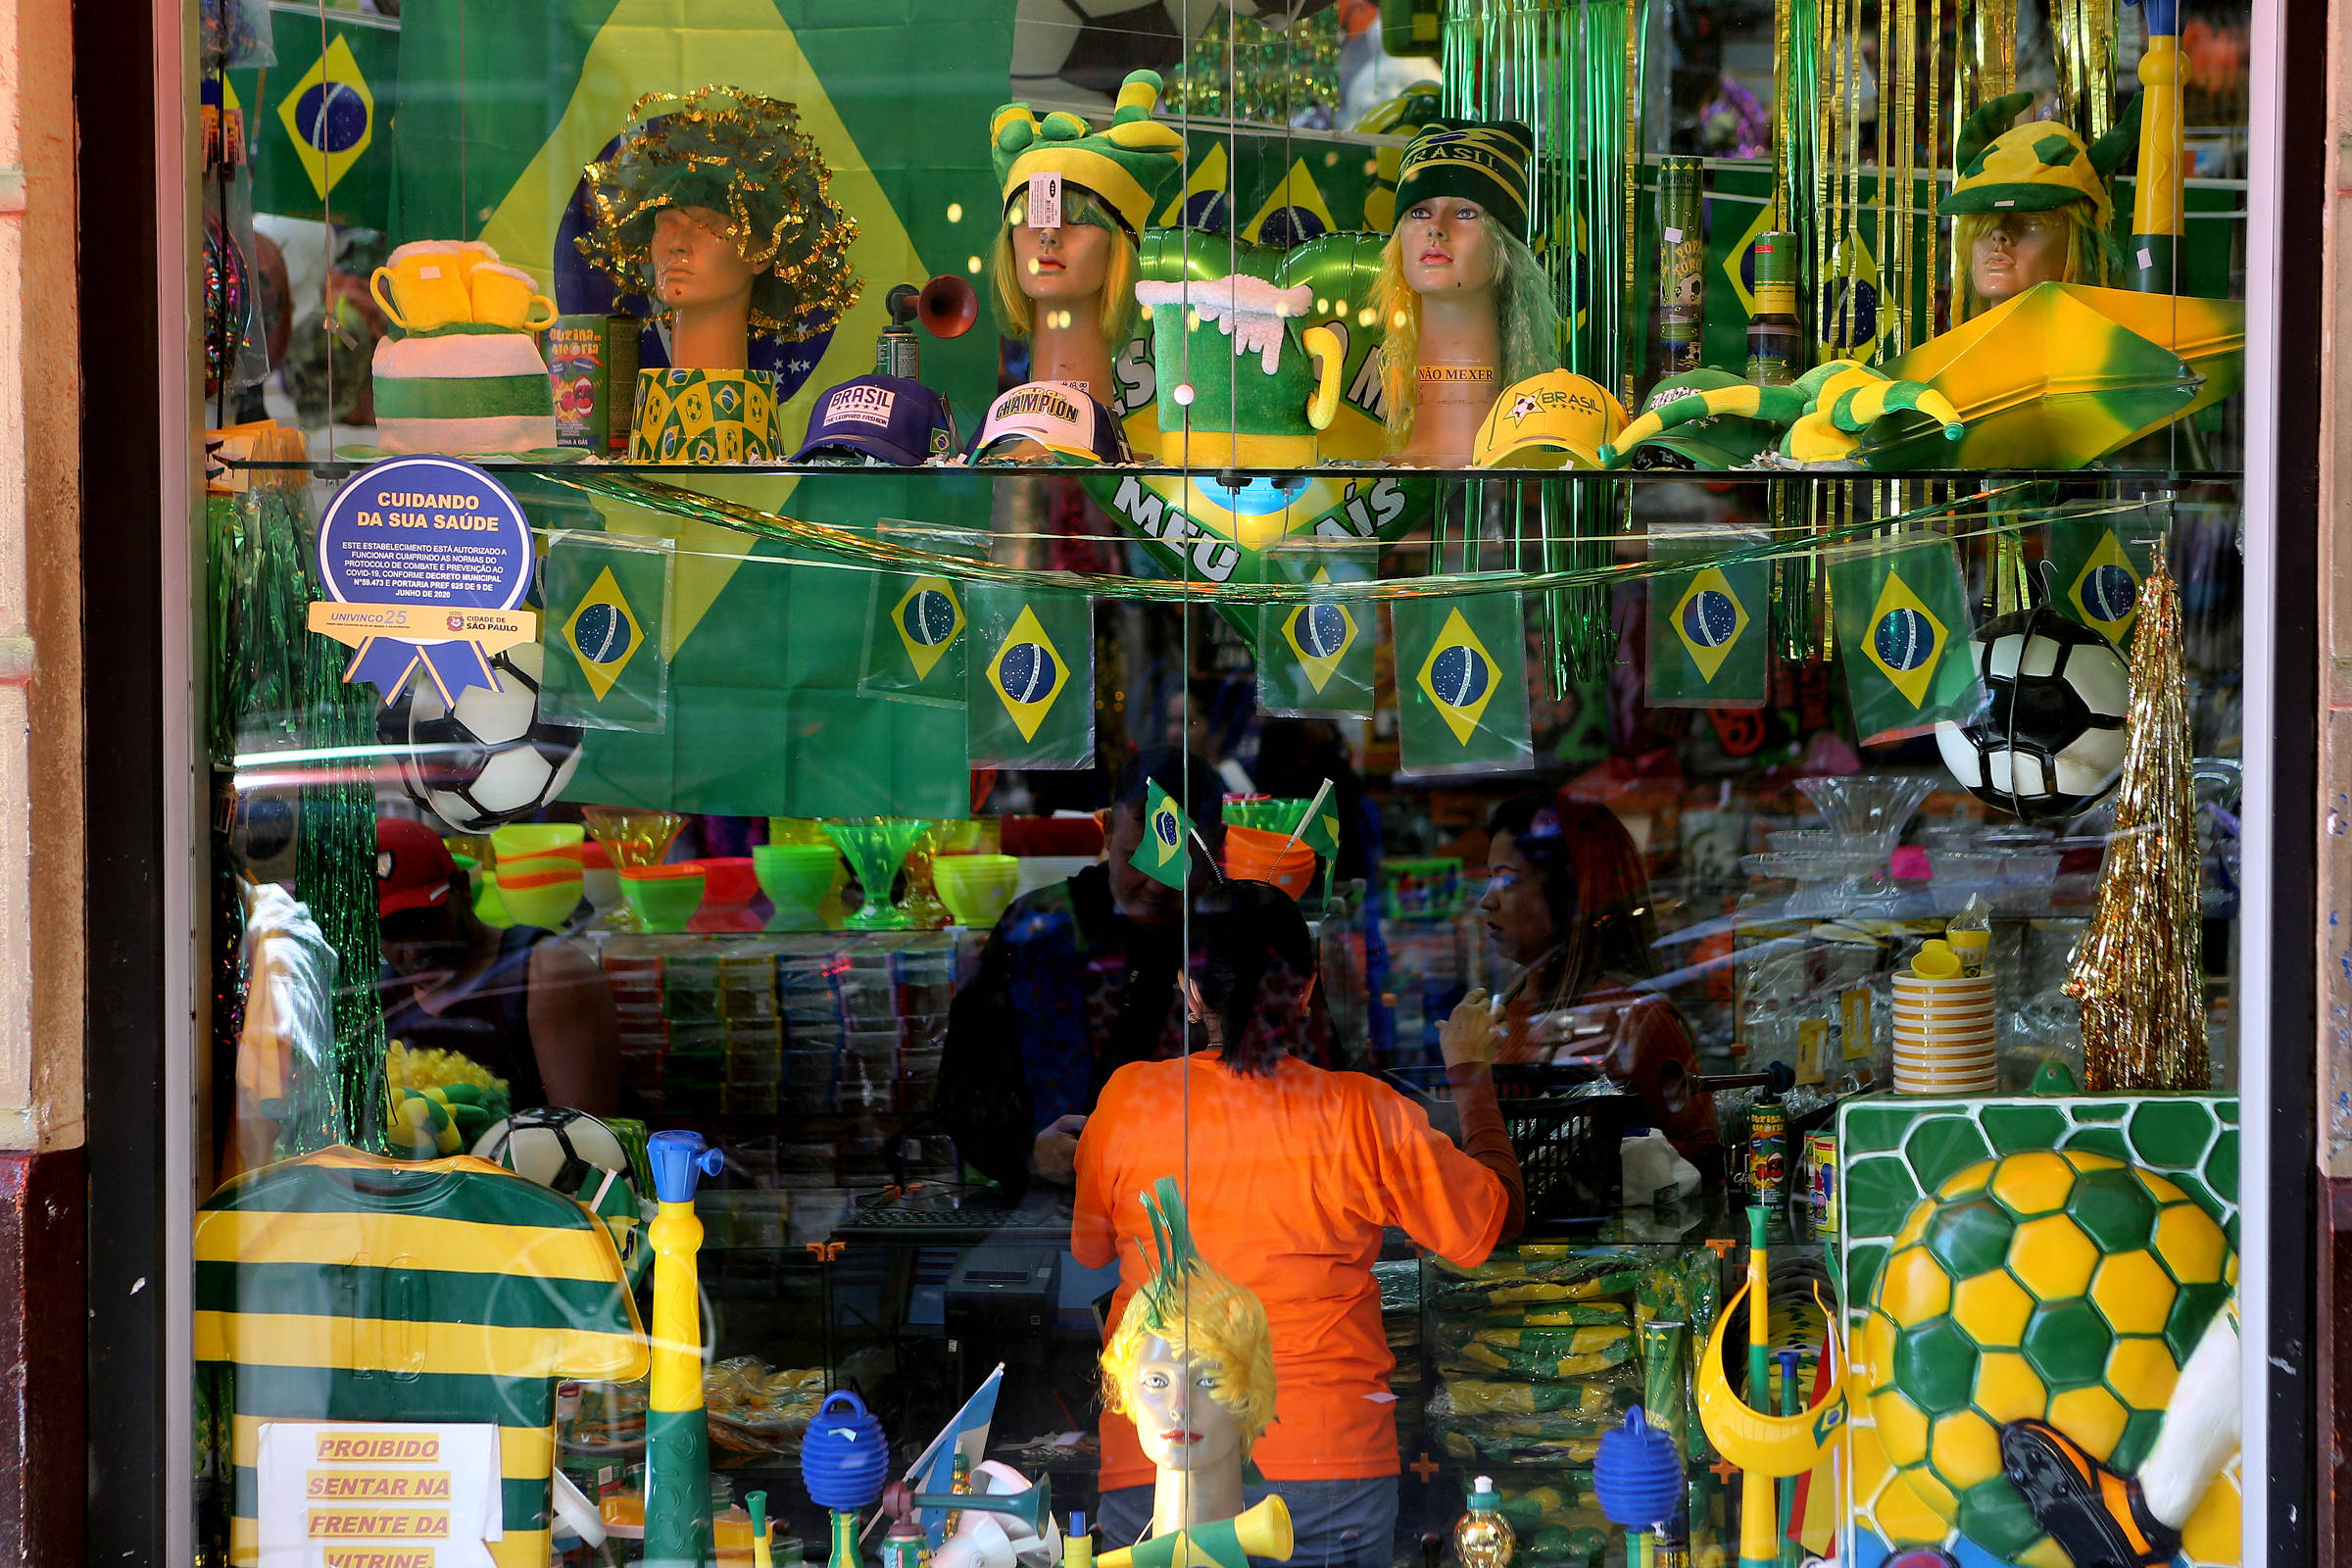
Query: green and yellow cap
1939,90,2139,223
991,71,1185,240
1393,119,1536,237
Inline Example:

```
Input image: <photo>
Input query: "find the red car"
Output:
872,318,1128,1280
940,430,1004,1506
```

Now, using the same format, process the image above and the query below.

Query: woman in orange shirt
1074,881,1524,1568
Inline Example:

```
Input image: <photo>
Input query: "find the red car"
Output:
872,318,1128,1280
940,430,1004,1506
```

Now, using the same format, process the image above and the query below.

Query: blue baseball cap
968,381,1131,466
794,374,958,466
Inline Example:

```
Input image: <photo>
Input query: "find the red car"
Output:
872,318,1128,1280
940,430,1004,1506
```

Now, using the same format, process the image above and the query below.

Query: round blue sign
317,457,533,624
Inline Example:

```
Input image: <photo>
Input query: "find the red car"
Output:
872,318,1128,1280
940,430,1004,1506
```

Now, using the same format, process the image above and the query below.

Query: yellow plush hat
991,70,1185,239
1939,91,2140,225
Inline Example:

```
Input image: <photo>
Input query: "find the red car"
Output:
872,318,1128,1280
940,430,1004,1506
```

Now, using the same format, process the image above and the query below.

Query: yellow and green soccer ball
1861,1150,2235,1564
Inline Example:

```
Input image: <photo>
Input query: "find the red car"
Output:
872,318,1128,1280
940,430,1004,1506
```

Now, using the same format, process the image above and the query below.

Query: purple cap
795,374,958,466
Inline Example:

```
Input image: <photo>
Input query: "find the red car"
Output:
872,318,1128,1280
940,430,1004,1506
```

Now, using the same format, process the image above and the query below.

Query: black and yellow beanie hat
1939,90,2140,223
1392,120,1536,238
990,70,1185,240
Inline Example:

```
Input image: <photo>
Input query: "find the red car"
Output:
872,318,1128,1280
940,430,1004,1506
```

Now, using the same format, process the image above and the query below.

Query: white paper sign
256,1422,502,1568
1026,172,1062,229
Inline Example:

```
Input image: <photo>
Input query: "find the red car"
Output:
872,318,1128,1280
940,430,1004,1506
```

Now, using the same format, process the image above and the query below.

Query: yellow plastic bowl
932,854,1021,929
492,822,585,865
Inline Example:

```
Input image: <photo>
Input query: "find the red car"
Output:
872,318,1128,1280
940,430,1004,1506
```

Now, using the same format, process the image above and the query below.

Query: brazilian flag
542,531,671,731
859,524,987,708
1137,780,1196,892
1646,529,1768,710
2046,507,2160,648
388,0,1010,817
228,12,399,231
968,584,1092,770
1391,591,1533,777
1827,534,1983,743
1256,541,1375,716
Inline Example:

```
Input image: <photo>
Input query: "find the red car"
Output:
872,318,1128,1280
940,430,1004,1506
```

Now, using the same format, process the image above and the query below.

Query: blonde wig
1099,1179,1277,1457
1374,214,1561,443
1950,202,2107,322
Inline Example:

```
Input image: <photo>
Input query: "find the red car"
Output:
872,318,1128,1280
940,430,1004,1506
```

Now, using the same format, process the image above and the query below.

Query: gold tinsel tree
2063,542,2207,1090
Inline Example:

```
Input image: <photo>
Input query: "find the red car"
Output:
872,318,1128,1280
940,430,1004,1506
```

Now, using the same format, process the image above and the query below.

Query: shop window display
195,2,2260,1568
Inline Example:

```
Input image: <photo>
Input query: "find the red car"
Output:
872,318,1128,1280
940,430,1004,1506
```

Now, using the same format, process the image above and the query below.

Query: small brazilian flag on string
1300,787,1342,860
1257,541,1375,716
860,524,985,709
1138,780,1197,891
1391,591,1533,776
540,532,671,732
968,583,1093,769
2046,507,2160,647
1647,528,1769,710
1828,534,1982,743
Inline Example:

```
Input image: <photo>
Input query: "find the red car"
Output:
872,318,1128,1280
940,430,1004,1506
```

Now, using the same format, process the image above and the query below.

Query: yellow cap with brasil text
1474,371,1627,470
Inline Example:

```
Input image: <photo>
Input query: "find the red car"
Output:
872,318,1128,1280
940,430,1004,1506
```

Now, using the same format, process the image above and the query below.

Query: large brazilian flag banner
395,0,1011,818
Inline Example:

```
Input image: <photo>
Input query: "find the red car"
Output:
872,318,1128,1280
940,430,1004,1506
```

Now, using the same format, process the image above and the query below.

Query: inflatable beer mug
1130,232,1386,467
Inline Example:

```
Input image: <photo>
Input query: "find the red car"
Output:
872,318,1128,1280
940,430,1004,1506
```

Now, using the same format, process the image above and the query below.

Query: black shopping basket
1385,1062,1638,1231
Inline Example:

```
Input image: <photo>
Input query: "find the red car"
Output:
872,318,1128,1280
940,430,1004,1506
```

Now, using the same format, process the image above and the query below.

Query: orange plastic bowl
1222,824,1318,901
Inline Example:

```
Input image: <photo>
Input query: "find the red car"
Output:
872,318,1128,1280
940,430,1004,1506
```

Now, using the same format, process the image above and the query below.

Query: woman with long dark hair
1444,791,1721,1167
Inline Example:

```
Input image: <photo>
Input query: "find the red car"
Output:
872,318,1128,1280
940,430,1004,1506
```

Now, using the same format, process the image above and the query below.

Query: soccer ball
1934,608,2129,821
474,1106,649,1285
1862,1151,2235,1563
1010,0,1219,111
381,640,585,833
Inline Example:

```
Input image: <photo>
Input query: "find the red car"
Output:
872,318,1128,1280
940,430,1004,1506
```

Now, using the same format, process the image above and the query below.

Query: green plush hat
577,86,862,340
1609,368,1777,470
1392,120,1536,238
991,71,1185,240
1939,90,2140,225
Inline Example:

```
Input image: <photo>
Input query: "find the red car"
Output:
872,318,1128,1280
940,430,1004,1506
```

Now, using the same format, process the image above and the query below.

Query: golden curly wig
577,86,862,341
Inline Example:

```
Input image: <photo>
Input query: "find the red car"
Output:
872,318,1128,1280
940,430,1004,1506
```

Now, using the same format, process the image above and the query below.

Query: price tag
1027,172,1062,229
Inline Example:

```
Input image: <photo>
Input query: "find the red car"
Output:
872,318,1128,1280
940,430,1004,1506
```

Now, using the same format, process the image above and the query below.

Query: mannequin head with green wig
1372,121,1560,464
578,86,862,369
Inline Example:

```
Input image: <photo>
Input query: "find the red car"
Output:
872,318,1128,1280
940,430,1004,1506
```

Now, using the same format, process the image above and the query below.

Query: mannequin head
1939,90,2137,322
1372,121,1557,444
1101,1258,1276,1468
578,86,861,356
1952,203,2105,320
652,206,764,312
1373,210,1558,441
990,184,1140,351
1122,1335,1254,1475
986,68,1182,360
1396,193,1503,297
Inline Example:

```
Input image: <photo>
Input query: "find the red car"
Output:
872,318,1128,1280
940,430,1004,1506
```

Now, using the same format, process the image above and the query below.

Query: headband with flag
1139,779,1196,892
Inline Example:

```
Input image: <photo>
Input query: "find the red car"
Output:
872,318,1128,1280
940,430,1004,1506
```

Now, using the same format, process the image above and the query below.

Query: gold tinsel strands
2049,0,2117,145
2064,542,2207,1091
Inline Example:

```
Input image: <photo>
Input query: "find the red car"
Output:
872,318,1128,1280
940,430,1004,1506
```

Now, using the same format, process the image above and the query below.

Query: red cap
377,816,458,918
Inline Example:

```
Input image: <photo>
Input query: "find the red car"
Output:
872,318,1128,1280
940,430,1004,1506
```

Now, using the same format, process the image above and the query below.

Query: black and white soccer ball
381,640,584,833
1010,0,1219,110
1934,608,2130,821
474,1106,648,1284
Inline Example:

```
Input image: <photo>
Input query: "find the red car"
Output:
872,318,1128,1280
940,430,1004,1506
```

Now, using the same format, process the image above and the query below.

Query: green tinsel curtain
212,452,387,1157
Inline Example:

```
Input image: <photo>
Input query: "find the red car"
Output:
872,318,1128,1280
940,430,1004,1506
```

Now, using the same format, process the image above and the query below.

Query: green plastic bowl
619,864,706,934
755,844,841,932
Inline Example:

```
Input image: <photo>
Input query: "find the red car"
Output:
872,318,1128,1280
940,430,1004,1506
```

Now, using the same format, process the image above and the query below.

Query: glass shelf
216,458,2245,485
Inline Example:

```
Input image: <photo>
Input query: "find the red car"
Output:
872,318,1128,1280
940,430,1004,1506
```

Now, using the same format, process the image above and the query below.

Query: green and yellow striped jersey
196,1147,649,1568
